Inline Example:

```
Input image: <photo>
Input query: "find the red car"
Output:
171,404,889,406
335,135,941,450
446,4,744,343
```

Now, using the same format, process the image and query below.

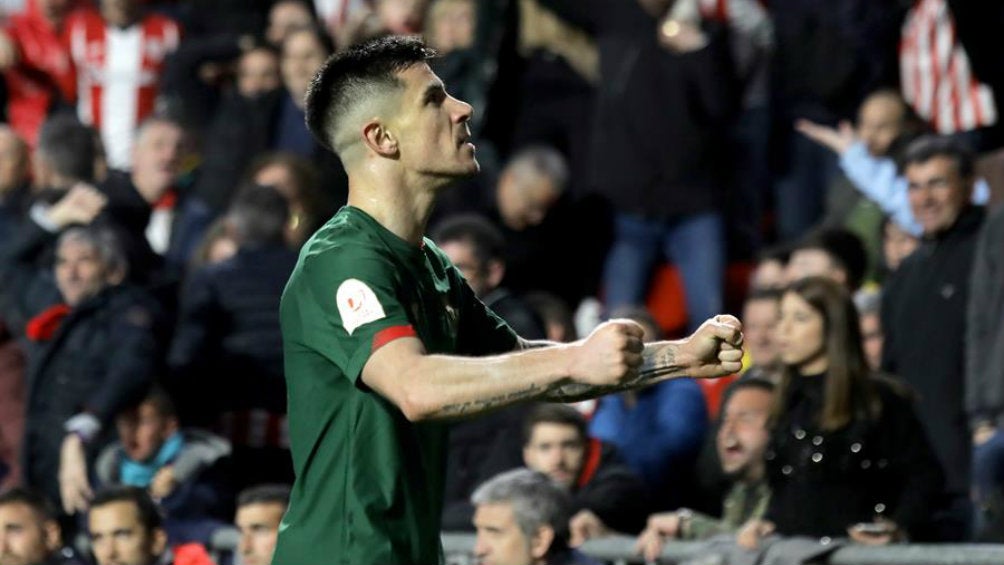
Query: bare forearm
544,340,690,402
399,345,575,419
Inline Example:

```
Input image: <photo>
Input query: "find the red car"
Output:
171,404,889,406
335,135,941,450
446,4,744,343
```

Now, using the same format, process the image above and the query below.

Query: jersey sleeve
298,246,414,384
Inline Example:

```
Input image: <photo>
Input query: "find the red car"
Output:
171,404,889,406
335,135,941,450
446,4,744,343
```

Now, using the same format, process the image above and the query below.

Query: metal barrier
441,533,1004,565
207,528,1004,564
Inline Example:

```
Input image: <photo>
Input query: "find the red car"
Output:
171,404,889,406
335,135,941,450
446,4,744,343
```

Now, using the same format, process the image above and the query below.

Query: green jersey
273,206,518,565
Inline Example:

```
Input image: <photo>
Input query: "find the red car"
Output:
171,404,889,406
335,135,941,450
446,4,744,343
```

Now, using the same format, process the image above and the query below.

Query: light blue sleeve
839,141,990,237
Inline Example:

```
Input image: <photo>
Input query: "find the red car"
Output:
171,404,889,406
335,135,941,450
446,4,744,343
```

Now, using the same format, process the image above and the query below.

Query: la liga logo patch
336,279,386,335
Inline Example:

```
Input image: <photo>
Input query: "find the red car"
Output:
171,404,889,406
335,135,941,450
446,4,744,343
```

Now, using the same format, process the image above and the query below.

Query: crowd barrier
207,529,1004,565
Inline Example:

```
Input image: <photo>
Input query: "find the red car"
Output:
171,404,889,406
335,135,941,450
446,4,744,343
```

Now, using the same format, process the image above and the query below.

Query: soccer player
274,35,744,565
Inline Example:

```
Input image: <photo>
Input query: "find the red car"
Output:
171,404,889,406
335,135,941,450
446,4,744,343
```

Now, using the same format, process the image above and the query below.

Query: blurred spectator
233,484,289,565
748,245,789,292
248,152,334,248
0,115,104,335
740,289,781,382
539,0,736,329
880,216,919,274
880,135,984,539
0,317,26,490
967,204,1004,541
797,95,989,238
87,486,213,565
0,487,86,565
740,277,943,547
94,386,232,544
506,0,597,202
479,145,609,309
433,213,541,531
314,0,369,49
100,116,212,278
524,291,577,343
168,184,296,489
188,217,236,269
635,379,774,561
785,228,868,292
471,469,602,565
521,404,649,545
0,0,81,146
588,307,707,508
854,289,884,372
235,44,281,99
434,213,545,338
769,0,903,239
0,125,31,244
191,26,347,213
426,0,474,54
22,225,162,517
66,0,182,170
265,0,315,47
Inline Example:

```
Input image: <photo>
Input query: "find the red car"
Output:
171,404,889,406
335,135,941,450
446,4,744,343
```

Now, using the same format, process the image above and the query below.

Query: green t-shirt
273,206,518,565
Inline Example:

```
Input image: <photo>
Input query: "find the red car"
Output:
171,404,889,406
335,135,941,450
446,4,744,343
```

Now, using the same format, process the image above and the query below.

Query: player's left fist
681,315,743,378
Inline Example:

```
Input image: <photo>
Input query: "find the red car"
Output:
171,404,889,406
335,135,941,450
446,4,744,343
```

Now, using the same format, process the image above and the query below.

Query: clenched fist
680,315,744,378
568,320,645,386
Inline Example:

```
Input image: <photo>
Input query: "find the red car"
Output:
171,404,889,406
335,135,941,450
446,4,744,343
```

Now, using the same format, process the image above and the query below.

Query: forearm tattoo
545,342,686,403
437,383,543,417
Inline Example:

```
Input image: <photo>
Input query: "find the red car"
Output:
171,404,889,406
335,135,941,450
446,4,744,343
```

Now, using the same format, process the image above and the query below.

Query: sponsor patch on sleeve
336,279,386,335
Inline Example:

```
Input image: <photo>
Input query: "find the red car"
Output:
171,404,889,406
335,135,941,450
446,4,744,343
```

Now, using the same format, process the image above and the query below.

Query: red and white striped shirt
67,9,180,170
900,0,997,134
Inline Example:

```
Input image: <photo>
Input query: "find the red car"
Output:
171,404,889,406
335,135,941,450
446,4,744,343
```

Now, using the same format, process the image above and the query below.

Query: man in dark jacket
24,225,162,517
538,0,736,328
521,404,650,545
168,184,297,488
881,135,986,540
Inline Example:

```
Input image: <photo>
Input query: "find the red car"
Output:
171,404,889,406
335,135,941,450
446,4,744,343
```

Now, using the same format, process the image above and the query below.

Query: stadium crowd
0,0,1002,563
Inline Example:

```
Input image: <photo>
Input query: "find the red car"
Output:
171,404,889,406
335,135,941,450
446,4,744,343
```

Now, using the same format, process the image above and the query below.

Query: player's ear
362,119,398,157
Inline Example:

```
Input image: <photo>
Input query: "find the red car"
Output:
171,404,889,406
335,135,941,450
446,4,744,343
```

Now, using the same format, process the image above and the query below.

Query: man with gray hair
20,225,161,518
472,469,601,565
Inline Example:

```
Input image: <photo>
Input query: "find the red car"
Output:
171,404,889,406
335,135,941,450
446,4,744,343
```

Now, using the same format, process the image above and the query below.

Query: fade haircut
304,35,436,155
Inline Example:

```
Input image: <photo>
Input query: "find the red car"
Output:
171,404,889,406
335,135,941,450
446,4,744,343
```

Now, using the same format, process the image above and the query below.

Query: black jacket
22,285,162,506
191,89,348,212
766,374,944,539
966,205,1004,428
881,205,985,495
168,244,297,426
571,439,650,535
537,0,737,220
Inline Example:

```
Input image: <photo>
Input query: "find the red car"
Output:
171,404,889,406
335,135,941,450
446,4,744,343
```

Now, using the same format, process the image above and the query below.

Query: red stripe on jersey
576,438,603,489
373,325,417,351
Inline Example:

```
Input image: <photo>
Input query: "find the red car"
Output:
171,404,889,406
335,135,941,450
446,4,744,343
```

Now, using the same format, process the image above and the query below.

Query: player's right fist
568,320,645,386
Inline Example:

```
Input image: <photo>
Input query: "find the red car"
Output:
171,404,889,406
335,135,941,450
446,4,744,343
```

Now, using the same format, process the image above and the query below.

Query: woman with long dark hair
739,277,943,546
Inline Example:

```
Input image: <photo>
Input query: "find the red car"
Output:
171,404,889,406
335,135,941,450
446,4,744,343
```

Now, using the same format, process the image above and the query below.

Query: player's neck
347,168,436,247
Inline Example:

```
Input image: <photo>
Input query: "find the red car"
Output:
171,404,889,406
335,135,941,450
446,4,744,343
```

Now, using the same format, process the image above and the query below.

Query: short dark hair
304,35,435,153
0,488,58,522
900,134,975,179
719,378,775,421
237,484,291,509
89,486,164,533
432,213,505,268
227,183,290,246
37,114,96,183
792,228,868,291
125,384,176,420
522,404,587,446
